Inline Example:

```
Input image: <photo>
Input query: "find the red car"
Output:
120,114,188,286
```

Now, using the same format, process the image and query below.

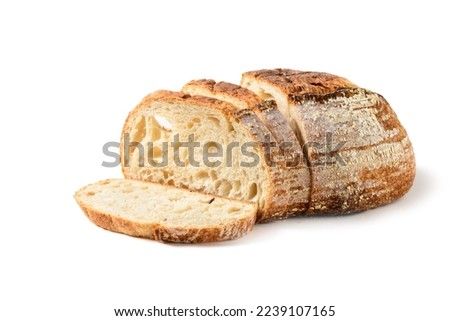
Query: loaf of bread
74,179,257,243
75,68,415,242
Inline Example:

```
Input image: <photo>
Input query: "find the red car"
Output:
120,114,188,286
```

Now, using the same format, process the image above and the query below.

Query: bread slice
182,79,310,218
241,69,415,214
74,179,257,243
182,80,301,156
120,90,296,221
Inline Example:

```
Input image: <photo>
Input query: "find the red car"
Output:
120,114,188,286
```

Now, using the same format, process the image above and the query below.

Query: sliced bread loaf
120,90,297,221
241,69,416,214
74,179,257,243
182,80,310,218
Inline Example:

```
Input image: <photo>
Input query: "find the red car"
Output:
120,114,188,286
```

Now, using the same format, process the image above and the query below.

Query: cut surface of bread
182,80,310,219
242,69,416,214
74,179,257,243
121,90,294,221
182,80,303,163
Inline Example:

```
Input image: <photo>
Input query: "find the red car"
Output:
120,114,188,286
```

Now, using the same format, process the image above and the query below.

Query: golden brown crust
136,90,248,120
242,68,358,95
183,80,263,109
242,70,415,215
77,202,256,243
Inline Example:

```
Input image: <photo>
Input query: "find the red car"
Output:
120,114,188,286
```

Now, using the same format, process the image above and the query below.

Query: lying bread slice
74,179,257,243
182,79,310,218
121,90,294,221
242,69,415,214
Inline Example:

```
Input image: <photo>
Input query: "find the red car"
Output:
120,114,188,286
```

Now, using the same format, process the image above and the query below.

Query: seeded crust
241,69,416,214
182,80,310,219
120,90,302,221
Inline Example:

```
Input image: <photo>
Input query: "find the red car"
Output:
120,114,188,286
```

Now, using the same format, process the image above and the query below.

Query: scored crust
183,79,262,108
242,69,416,214
242,68,358,96
295,88,415,213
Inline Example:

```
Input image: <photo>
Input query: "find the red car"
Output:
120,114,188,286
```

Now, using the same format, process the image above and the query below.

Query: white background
1,1,448,320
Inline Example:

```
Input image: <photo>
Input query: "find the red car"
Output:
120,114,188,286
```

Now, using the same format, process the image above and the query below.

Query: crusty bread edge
241,69,358,96
183,79,263,109
77,204,256,243
74,179,257,243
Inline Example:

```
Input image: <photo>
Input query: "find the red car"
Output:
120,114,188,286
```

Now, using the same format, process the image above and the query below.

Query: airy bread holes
227,207,240,213
219,181,232,196
248,183,258,200
150,115,173,141
175,205,192,213
162,170,173,180
196,170,209,180
132,116,146,142
226,120,234,132
154,114,173,130
210,170,218,180
150,125,161,141
179,148,188,162
207,116,220,127
204,141,220,153
257,89,274,101
151,146,163,159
